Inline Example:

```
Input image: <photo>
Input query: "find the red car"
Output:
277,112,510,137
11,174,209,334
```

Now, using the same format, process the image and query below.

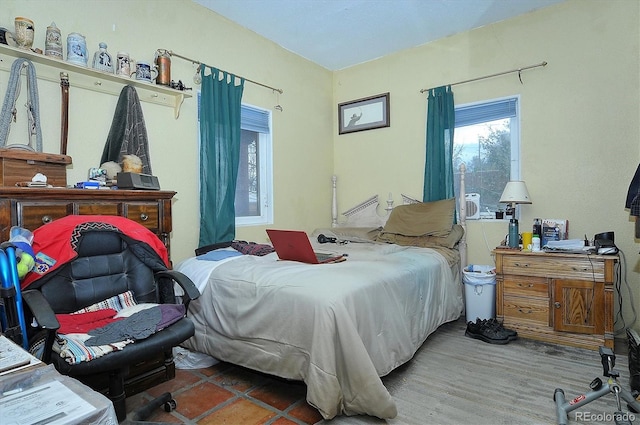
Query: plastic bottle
508,219,519,248
533,218,542,238
532,235,541,251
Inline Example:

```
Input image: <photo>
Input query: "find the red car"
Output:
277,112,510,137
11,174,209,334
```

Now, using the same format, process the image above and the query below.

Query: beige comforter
176,240,463,419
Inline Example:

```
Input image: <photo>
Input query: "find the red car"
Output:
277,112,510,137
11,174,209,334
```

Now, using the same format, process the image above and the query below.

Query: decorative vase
92,42,114,73
155,49,171,86
14,17,34,50
66,32,88,66
44,22,63,59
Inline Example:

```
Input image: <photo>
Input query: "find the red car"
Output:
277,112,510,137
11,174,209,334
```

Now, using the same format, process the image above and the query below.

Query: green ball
17,253,35,279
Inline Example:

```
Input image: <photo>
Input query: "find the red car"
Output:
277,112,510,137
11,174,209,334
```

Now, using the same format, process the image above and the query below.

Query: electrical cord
613,248,637,336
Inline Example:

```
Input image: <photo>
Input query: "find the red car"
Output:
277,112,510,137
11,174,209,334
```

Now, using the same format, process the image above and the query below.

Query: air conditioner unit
465,193,480,220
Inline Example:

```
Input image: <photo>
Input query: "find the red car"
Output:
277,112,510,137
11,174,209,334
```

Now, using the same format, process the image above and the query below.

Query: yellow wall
333,0,640,330
3,0,334,264
4,1,640,330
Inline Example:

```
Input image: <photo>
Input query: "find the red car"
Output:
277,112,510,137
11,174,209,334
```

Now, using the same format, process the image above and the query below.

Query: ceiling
193,0,565,71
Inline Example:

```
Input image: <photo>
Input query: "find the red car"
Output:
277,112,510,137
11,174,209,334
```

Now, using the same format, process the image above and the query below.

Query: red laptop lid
266,229,321,264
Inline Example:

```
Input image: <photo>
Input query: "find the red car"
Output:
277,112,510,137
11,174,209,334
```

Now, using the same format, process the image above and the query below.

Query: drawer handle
554,302,561,309
139,213,149,221
518,308,533,314
513,262,529,268
42,215,53,225
571,267,588,272
517,283,534,288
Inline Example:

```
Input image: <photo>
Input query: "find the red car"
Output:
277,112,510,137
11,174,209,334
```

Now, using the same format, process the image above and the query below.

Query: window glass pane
236,129,260,217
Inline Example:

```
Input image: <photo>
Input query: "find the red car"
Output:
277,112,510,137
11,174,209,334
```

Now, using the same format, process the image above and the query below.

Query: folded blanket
54,333,133,364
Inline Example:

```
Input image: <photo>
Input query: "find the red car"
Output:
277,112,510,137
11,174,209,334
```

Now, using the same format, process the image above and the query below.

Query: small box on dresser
0,149,71,187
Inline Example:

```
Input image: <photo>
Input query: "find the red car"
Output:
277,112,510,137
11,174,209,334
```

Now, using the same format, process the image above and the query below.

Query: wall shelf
0,44,191,118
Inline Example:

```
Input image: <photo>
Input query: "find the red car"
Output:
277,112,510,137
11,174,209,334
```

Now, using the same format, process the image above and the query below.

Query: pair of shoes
464,318,517,344
485,318,518,341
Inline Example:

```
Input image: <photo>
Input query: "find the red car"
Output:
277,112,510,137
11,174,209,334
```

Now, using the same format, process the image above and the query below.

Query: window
453,96,519,219
198,95,273,226
236,104,273,226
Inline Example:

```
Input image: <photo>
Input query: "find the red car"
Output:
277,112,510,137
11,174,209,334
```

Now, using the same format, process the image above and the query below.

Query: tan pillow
382,198,455,237
376,224,464,248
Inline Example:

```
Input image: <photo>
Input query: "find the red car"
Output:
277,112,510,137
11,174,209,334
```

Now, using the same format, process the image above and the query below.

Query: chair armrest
22,290,60,331
156,270,200,305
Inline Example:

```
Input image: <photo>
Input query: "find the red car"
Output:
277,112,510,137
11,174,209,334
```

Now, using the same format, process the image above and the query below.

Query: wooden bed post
459,163,467,273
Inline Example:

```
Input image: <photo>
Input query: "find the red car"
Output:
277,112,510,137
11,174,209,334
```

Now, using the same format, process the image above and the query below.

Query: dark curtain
423,85,455,204
198,66,244,246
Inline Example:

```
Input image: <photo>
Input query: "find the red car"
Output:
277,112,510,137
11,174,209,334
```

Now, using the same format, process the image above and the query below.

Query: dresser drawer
124,202,160,231
503,295,549,324
503,276,548,297
17,202,73,230
502,254,605,281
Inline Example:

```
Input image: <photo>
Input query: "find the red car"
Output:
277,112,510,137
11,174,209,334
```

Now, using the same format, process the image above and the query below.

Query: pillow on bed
376,224,464,248
381,198,455,237
311,227,381,243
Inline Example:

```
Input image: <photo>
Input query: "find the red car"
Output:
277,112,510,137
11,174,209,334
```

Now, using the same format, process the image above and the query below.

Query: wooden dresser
0,187,176,256
0,187,177,396
494,249,618,351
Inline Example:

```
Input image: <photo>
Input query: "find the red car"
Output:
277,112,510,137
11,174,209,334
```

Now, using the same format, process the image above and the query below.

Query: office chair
20,216,200,422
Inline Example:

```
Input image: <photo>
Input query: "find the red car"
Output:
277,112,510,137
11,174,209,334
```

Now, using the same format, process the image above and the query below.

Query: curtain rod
165,50,284,94
419,61,547,93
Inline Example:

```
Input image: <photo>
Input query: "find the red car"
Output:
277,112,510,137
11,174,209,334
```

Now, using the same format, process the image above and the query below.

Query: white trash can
463,265,496,322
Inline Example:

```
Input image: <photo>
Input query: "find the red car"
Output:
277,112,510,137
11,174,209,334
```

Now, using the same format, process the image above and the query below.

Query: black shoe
485,318,518,341
465,318,510,344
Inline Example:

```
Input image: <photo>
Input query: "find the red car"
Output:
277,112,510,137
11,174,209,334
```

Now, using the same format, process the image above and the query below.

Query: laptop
266,229,345,264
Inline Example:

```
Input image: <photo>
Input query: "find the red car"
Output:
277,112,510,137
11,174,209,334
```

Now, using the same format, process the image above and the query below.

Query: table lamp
499,181,532,247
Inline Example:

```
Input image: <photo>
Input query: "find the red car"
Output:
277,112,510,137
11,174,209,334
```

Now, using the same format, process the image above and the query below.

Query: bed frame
330,163,467,272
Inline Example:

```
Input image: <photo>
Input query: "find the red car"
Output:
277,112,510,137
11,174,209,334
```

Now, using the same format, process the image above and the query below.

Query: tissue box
0,149,72,187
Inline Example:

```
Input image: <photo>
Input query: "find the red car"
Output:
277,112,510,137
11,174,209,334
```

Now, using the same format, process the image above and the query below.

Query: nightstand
493,249,617,351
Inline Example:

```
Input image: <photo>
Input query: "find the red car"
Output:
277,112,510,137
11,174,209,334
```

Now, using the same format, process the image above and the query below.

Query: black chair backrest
39,231,162,313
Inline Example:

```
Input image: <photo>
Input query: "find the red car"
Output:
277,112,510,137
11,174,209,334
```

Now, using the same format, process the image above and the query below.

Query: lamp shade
499,181,532,204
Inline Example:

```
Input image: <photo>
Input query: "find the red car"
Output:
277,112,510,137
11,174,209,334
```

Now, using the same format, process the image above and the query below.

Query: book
542,219,569,247
0,335,41,375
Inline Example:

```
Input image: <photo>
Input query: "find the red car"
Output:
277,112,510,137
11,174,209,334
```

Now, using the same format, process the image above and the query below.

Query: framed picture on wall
338,92,390,135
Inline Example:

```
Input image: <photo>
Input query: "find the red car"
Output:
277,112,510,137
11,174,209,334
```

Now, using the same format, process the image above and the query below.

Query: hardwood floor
125,318,635,424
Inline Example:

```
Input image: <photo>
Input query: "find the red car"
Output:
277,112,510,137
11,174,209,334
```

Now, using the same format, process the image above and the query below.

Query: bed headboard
330,163,468,271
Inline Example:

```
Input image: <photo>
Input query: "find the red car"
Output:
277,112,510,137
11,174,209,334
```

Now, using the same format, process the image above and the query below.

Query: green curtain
199,66,245,246
423,85,455,204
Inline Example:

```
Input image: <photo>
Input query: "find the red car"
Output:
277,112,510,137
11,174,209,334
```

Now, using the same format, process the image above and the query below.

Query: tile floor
124,361,324,424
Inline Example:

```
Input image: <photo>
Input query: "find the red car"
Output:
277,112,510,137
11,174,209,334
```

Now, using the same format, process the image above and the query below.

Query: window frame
236,104,273,226
454,95,521,219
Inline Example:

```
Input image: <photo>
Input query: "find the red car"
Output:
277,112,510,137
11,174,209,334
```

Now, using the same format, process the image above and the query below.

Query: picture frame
338,92,390,135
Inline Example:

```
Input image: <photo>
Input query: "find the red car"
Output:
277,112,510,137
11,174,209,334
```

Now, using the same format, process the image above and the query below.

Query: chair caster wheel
164,399,177,412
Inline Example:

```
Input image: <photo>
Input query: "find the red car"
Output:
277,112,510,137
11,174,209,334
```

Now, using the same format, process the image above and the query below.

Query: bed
175,167,469,420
